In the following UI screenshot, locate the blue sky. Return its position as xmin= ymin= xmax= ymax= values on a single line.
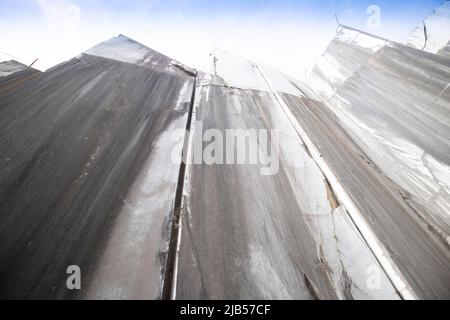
xmin=0 ymin=0 xmax=444 ymax=77
xmin=0 ymin=1 xmax=442 ymax=25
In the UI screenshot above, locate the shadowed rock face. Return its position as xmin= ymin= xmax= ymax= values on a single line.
xmin=324 ymin=44 xmax=450 ymax=240
xmin=177 ymin=83 xmax=339 ymax=300
xmin=308 ymin=28 xmax=450 ymax=299
xmin=0 ymin=38 xmax=195 ymax=299
xmin=179 ymin=30 xmax=450 ymax=299
xmin=176 ymin=57 xmax=398 ymax=299
xmin=279 ymin=92 xmax=450 ymax=299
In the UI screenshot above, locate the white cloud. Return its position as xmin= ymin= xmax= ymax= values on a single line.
xmin=37 ymin=0 xmax=81 ymax=32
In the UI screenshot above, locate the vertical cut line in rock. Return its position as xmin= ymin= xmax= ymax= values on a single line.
xmin=162 ymin=74 xmax=197 ymax=300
